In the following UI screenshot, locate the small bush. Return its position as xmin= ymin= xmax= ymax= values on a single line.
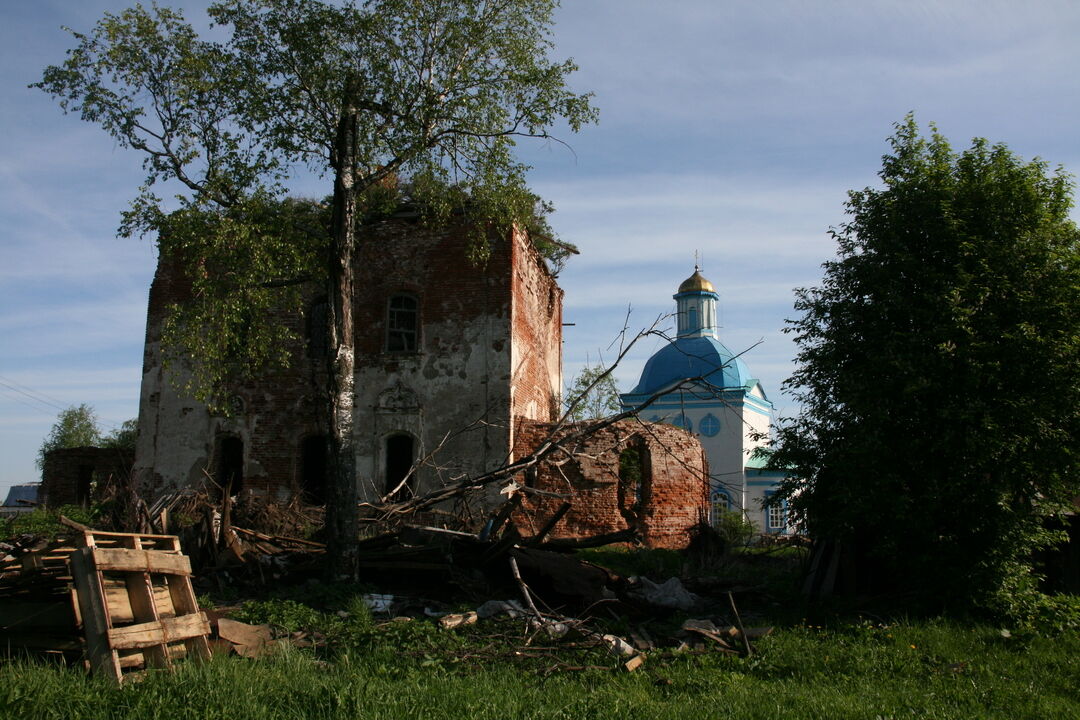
xmin=3 ymin=504 xmax=99 ymax=539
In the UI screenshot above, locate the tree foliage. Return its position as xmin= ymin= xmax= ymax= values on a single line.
xmin=769 ymin=117 xmax=1080 ymax=617
xmin=37 ymin=0 xmax=595 ymax=574
xmin=37 ymin=0 xmax=593 ymax=405
xmin=563 ymin=364 xmax=621 ymax=422
xmin=102 ymin=418 xmax=139 ymax=451
xmin=37 ymin=404 xmax=102 ymax=472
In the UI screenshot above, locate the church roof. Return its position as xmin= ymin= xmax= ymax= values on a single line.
xmin=677 ymin=269 xmax=716 ymax=294
xmin=625 ymin=335 xmax=755 ymax=397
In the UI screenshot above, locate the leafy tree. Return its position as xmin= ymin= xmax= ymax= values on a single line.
xmin=37 ymin=404 xmax=102 ymax=473
xmin=102 ymin=419 xmax=139 ymax=451
xmin=36 ymin=0 xmax=595 ymax=575
xmin=563 ymin=364 xmax=621 ymax=422
xmin=769 ymin=117 xmax=1080 ymax=618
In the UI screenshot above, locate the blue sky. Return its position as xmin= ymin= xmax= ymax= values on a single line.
xmin=3 ymin=0 xmax=1080 ymax=497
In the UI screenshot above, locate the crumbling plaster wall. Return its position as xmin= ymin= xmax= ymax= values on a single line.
xmin=134 ymin=214 xmax=563 ymax=510
xmin=511 ymin=419 xmax=709 ymax=549
xmin=133 ymin=256 xmax=324 ymax=500
xmin=353 ymin=216 xmax=517 ymax=503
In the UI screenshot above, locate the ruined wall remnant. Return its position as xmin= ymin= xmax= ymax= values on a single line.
xmin=511 ymin=419 xmax=709 ymax=549
xmin=133 ymin=212 xmax=563 ymax=512
xmin=41 ymin=447 xmax=134 ymax=507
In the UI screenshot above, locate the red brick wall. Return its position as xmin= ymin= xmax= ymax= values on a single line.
xmin=511 ymin=419 xmax=709 ymax=549
xmin=509 ymin=226 xmax=563 ymax=423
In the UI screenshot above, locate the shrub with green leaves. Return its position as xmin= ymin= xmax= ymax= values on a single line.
xmin=768 ymin=117 xmax=1080 ymax=623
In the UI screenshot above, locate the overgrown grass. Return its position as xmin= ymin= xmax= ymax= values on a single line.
xmin=4 ymin=547 xmax=1078 ymax=719
xmin=3 ymin=618 xmax=1077 ymax=719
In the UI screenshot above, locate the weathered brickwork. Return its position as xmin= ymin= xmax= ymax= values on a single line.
xmin=133 ymin=213 xmax=562 ymax=508
xmin=509 ymin=226 xmax=563 ymax=426
xmin=41 ymin=447 xmax=133 ymax=507
xmin=511 ymin=419 xmax=709 ymax=549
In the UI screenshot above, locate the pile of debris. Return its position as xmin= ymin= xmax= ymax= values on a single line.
xmin=2 ymin=493 xmax=778 ymax=680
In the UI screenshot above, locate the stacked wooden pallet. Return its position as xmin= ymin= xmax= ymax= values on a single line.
xmin=0 ymin=537 xmax=82 ymax=662
xmin=0 ymin=528 xmax=211 ymax=682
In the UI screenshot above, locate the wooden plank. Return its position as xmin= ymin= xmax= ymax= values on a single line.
xmin=91 ymin=548 xmax=192 ymax=576
xmin=165 ymin=572 xmax=212 ymax=661
xmin=106 ymin=613 xmax=210 ymax=650
xmin=83 ymin=531 xmax=181 ymax=544
xmin=124 ymin=569 xmax=169 ymax=668
xmin=69 ymin=546 xmax=122 ymax=682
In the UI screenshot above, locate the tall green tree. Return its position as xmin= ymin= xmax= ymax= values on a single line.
xmin=36 ymin=0 xmax=596 ymax=575
xmin=37 ymin=404 xmax=102 ymax=474
xmin=563 ymin=364 xmax=621 ymax=422
xmin=769 ymin=117 xmax=1080 ymax=617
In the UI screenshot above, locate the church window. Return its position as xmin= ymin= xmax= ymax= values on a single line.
xmin=667 ymin=413 xmax=692 ymax=432
xmin=386 ymin=294 xmax=418 ymax=352
xmin=710 ymin=488 xmax=731 ymax=525
xmin=699 ymin=413 xmax=720 ymax=437
xmin=765 ymin=491 xmax=787 ymax=533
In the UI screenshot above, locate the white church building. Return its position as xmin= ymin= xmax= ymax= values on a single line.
xmin=619 ymin=268 xmax=791 ymax=534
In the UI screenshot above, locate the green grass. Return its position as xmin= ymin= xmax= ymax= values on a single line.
xmin=2 ymin=504 xmax=99 ymax=539
xmin=2 ymin=618 xmax=1078 ymax=719
xmin=3 ymin=548 xmax=1078 ymax=719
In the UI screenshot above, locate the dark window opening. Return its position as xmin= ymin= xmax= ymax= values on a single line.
xmin=618 ymin=446 xmax=646 ymax=511
xmin=384 ymin=434 xmax=415 ymax=500
xmin=307 ymin=298 xmax=329 ymax=358
xmin=386 ymin=294 xmax=418 ymax=352
xmin=216 ymin=436 xmax=244 ymax=496
xmin=76 ymin=465 xmax=94 ymax=508
xmin=300 ymin=435 xmax=328 ymax=504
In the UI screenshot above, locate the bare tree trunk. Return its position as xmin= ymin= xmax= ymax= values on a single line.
xmin=325 ymin=105 xmax=359 ymax=579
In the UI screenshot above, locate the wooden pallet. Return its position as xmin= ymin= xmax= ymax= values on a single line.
xmin=68 ymin=530 xmax=211 ymax=682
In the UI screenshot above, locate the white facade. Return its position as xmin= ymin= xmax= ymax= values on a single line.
xmin=620 ymin=269 xmax=790 ymax=534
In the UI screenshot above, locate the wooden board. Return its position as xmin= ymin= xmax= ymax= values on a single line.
xmin=68 ymin=529 xmax=211 ymax=683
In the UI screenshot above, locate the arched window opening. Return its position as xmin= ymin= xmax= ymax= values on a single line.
xmin=215 ymin=435 xmax=244 ymax=496
xmin=622 ymin=446 xmax=643 ymax=509
xmin=384 ymin=434 xmax=415 ymax=500
xmin=618 ymin=445 xmax=649 ymax=513
xmin=386 ymin=294 xmax=418 ymax=352
xmin=766 ymin=490 xmax=788 ymax=533
xmin=710 ymin=489 xmax=731 ymax=526
xmin=300 ymin=435 xmax=328 ymax=504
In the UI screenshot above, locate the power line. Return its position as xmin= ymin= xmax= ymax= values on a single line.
xmin=0 ymin=376 xmax=128 ymax=429
xmin=0 ymin=381 xmax=68 ymax=414
xmin=0 ymin=374 xmax=70 ymax=410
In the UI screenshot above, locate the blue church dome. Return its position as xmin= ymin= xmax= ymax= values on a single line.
xmin=627 ymin=335 xmax=754 ymax=396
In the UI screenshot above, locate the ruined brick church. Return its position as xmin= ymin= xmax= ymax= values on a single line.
xmin=132 ymin=210 xmax=709 ymax=547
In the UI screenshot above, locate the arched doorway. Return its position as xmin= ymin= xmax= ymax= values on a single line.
xmin=384 ymin=434 xmax=415 ymax=500
xmin=215 ymin=435 xmax=244 ymax=496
